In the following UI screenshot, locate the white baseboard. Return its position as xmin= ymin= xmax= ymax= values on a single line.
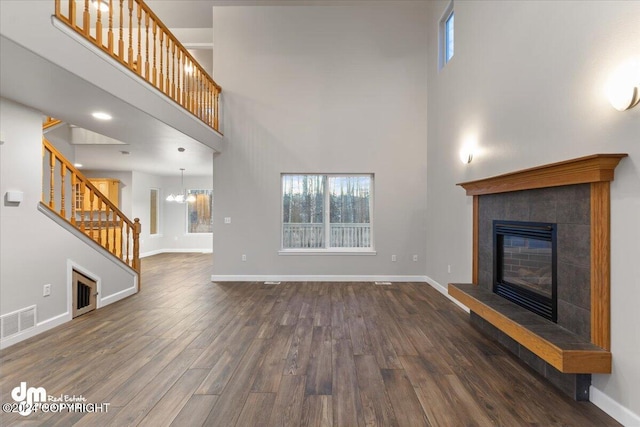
xmin=141 ymin=248 xmax=212 ymax=258
xmin=140 ymin=249 xmax=165 ymax=258
xmin=99 ymin=281 xmax=138 ymax=307
xmin=211 ymin=274 xmax=426 ymax=283
xmin=424 ymin=275 xmax=470 ymax=313
xmin=590 ymin=385 xmax=640 ymax=426
xmin=0 ymin=311 xmax=71 ymax=350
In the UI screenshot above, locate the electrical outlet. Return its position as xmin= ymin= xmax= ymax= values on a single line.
xmin=447 ymin=264 xmax=452 ymax=274
xmin=413 ymin=255 xmax=418 ymax=262
xmin=391 ymin=255 xmax=397 ymax=262
xmin=242 ymin=254 xmax=247 ymax=262
xmin=224 ymin=217 xmax=231 ymax=224
xmin=43 ymin=284 xmax=51 ymax=297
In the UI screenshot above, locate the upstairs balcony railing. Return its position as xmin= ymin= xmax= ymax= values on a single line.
xmin=54 ymin=0 xmax=221 ymax=132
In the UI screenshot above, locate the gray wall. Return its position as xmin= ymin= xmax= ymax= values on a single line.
xmin=0 ymin=98 xmax=137 ymax=347
xmin=211 ymin=4 xmax=429 ymax=278
xmin=424 ymin=0 xmax=640 ymax=421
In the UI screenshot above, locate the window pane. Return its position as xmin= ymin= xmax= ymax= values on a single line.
xmin=445 ymin=12 xmax=454 ymax=62
xmin=328 ymin=176 xmax=371 ymax=248
xmin=187 ymin=190 xmax=213 ymax=233
xmin=150 ymin=189 xmax=158 ymax=235
xmin=282 ymin=175 xmax=324 ymax=248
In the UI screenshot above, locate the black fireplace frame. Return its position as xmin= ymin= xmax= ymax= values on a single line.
xmin=493 ymin=220 xmax=557 ymax=322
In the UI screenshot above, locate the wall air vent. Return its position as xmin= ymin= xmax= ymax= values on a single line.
xmin=0 ymin=306 xmax=36 ymax=340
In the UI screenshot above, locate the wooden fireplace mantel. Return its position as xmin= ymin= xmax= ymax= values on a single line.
xmin=449 ymin=153 xmax=627 ymax=374
xmin=457 ymin=153 xmax=628 ymax=196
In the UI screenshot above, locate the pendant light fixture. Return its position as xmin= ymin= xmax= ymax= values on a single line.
xmin=166 ymin=168 xmax=196 ymax=203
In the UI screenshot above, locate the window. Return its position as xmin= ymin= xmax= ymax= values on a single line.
xmin=281 ymin=174 xmax=373 ymax=251
xmin=439 ymin=2 xmax=454 ymax=69
xmin=186 ymin=190 xmax=213 ymax=234
xmin=149 ymin=188 xmax=159 ymax=235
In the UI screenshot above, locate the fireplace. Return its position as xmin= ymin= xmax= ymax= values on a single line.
xmin=493 ymin=220 xmax=557 ymax=322
xmin=450 ymin=154 xmax=626 ymax=400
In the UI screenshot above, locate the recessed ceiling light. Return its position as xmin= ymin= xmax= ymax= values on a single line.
xmin=92 ymin=112 xmax=112 ymax=121
xmin=74 ymin=163 xmax=83 ymax=168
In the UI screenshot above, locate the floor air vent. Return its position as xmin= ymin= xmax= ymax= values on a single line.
xmin=375 ymin=281 xmax=393 ymax=285
xmin=1 ymin=306 xmax=36 ymax=339
xmin=264 ymin=281 xmax=281 ymax=285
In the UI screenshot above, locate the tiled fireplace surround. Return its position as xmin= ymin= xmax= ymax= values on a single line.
xmin=449 ymin=154 xmax=627 ymax=400
xmin=478 ymin=185 xmax=591 ymax=339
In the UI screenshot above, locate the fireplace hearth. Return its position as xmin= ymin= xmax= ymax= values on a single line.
xmin=493 ymin=220 xmax=557 ymax=322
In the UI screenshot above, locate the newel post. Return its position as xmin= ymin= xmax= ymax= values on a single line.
xmin=133 ymin=218 xmax=141 ymax=273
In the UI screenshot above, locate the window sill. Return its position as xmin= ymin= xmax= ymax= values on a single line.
xmin=278 ymin=249 xmax=377 ymax=256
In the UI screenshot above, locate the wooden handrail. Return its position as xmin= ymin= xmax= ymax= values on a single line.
xmin=42 ymin=137 xmax=141 ymax=273
xmin=43 ymin=117 xmax=63 ymax=130
xmin=54 ymin=0 xmax=222 ymax=133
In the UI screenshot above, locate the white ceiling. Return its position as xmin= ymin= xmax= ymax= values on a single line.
xmin=144 ymin=0 xmax=413 ymax=29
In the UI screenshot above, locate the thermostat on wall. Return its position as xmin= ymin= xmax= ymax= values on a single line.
xmin=6 ymin=191 xmax=24 ymax=203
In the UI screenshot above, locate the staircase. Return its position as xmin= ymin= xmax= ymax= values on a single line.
xmin=41 ymin=136 xmax=141 ymax=276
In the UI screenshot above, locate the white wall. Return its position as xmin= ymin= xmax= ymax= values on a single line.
xmin=0 ymin=98 xmax=137 ymax=348
xmin=425 ymin=1 xmax=640 ymax=422
xmin=212 ymin=4 xmax=428 ymax=279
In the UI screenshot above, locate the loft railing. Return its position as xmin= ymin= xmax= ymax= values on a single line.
xmin=42 ymin=138 xmax=141 ymax=272
xmin=54 ymin=0 xmax=221 ymax=132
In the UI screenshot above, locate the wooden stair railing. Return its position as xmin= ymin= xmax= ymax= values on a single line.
xmin=43 ymin=117 xmax=63 ymax=130
xmin=42 ymin=138 xmax=141 ymax=273
xmin=54 ymin=0 xmax=222 ymax=133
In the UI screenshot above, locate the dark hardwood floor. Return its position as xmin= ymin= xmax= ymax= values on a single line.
xmin=0 ymin=253 xmax=620 ymax=426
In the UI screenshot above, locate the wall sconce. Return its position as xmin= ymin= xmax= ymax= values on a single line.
xmin=606 ymin=58 xmax=640 ymax=111
xmin=459 ymin=135 xmax=478 ymax=164
xmin=459 ymin=149 xmax=473 ymax=164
